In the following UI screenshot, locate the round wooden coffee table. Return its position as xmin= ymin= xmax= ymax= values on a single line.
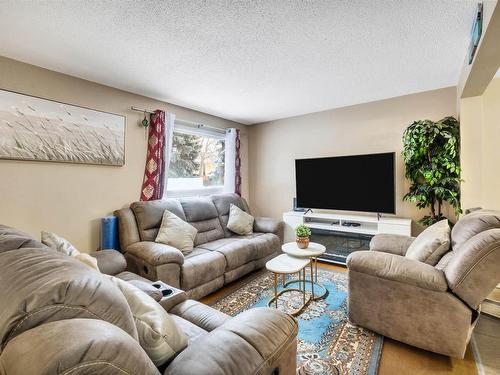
xmin=265 ymin=254 xmax=312 ymax=316
xmin=282 ymin=242 xmax=327 ymax=300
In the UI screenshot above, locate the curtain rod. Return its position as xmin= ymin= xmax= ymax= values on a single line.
xmin=131 ymin=106 xmax=227 ymax=134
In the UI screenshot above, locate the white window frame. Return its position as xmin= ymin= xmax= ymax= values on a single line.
xmin=166 ymin=123 xmax=226 ymax=198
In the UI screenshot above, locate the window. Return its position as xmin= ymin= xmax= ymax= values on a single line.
xmin=166 ymin=125 xmax=225 ymax=197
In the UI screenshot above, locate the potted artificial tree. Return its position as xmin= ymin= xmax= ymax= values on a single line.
xmin=402 ymin=116 xmax=462 ymax=226
xmin=295 ymin=224 xmax=312 ymax=249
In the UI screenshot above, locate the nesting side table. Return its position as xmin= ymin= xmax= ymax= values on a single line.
xmin=282 ymin=242 xmax=327 ymax=300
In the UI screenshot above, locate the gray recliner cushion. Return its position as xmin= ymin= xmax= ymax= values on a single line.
xmin=451 ymin=210 xmax=500 ymax=251
xmin=248 ymin=233 xmax=280 ymax=260
xmin=211 ymin=193 xmax=250 ymax=237
xmin=198 ymin=238 xmax=255 ymax=270
xmin=199 ymin=233 xmax=279 ymax=271
xmin=181 ymin=248 xmax=226 ymax=290
xmin=131 ymin=199 xmax=186 ymax=242
xmin=0 ymin=248 xmax=138 ymax=349
xmin=179 ymin=197 xmax=225 ymax=246
xmin=0 ymin=225 xmax=49 ymax=253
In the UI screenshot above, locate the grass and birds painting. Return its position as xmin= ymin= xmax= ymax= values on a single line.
xmin=0 ymin=90 xmax=125 ymax=166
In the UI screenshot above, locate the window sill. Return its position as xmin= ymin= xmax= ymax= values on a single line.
xmin=165 ymin=186 xmax=225 ymax=198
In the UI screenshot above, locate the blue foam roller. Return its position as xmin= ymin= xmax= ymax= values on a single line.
xmin=101 ymin=216 xmax=120 ymax=251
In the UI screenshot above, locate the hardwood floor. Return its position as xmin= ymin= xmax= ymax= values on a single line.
xmin=200 ymin=261 xmax=478 ymax=375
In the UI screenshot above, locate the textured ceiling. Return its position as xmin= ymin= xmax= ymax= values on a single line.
xmin=0 ymin=1 xmax=479 ymax=124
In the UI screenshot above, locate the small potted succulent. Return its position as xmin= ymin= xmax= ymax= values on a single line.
xmin=295 ymin=224 xmax=311 ymax=249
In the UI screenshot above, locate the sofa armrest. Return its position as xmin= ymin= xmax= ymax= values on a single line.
xmin=165 ymin=307 xmax=298 ymax=375
xmin=347 ymin=251 xmax=448 ymax=292
xmin=90 ymin=249 xmax=127 ymax=275
xmin=254 ymin=217 xmax=284 ymax=242
xmin=125 ymin=241 xmax=184 ymax=266
xmin=370 ymin=234 xmax=415 ymax=256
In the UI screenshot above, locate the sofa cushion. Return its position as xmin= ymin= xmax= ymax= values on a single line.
xmin=0 ymin=247 xmax=138 ymax=349
xmin=211 ymin=193 xmax=250 ymax=237
xmin=0 ymin=225 xmax=49 ymax=253
xmin=170 ymin=315 xmax=207 ymax=345
xmin=107 ymin=276 xmax=188 ymax=366
xmin=155 ymin=210 xmax=198 ymax=255
xmin=0 ymin=319 xmax=160 ymax=375
xmin=248 ymin=233 xmax=280 ymax=260
xmin=199 ymin=238 xmax=255 ymax=270
xmin=181 ymin=248 xmax=226 ymax=290
xmin=131 ymin=199 xmax=186 ymax=242
xmin=179 ymin=197 xmax=225 ymax=246
xmin=227 ymin=204 xmax=254 ymax=235
xmin=405 ymin=219 xmax=450 ymax=265
xmin=451 ymin=210 xmax=500 ymax=251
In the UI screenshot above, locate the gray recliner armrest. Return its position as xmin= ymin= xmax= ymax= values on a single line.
xmin=90 ymin=249 xmax=127 ymax=275
xmin=126 ymin=242 xmax=184 ymax=266
xmin=369 ymin=233 xmax=415 ymax=256
xmin=165 ymin=307 xmax=298 ymax=375
xmin=253 ymin=217 xmax=284 ymax=242
xmin=347 ymin=251 xmax=448 ymax=292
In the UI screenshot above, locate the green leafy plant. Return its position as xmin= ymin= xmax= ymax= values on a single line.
xmin=296 ymin=224 xmax=311 ymax=238
xmin=402 ymin=116 xmax=462 ymax=226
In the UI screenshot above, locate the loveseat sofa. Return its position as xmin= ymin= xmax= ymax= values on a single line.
xmin=347 ymin=209 xmax=500 ymax=358
xmin=0 ymin=225 xmax=298 ymax=375
xmin=115 ymin=193 xmax=284 ymax=299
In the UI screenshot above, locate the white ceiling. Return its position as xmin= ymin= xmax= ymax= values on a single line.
xmin=0 ymin=1 xmax=479 ymax=125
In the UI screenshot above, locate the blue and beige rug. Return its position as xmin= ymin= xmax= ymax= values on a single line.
xmin=211 ymin=268 xmax=383 ymax=375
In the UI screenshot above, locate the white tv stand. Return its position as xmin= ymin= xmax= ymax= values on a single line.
xmin=283 ymin=211 xmax=411 ymax=265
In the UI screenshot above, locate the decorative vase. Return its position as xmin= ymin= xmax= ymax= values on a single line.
xmin=296 ymin=236 xmax=310 ymax=249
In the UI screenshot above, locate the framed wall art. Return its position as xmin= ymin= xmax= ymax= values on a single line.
xmin=0 ymin=89 xmax=125 ymax=166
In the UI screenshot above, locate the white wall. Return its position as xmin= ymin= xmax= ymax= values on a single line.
xmin=0 ymin=56 xmax=248 ymax=251
xmin=248 ymin=87 xmax=458 ymax=235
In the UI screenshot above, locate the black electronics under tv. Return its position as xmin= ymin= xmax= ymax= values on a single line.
xmin=295 ymin=152 xmax=395 ymax=214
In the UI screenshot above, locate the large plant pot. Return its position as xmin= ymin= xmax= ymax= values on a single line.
xmin=296 ymin=237 xmax=310 ymax=249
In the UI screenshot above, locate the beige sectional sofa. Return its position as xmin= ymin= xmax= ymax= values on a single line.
xmin=347 ymin=209 xmax=500 ymax=358
xmin=0 ymin=225 xmax=298 ymax=375
xmin=115 ymin=193 xmax=284 ymax=300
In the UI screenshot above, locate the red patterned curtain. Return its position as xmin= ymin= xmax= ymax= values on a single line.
xmin=235 ymin=129 xmax=242 ymax=196
xmin=140 ymin=110 xmax=166 ymax=201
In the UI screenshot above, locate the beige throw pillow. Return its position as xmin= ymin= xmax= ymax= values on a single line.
xmin=41 ymin=231 xmax=100 ymax=271
xmin=41 ymin=231 xmax=80 ymax=256
xmin=106 ymin=275 xmax=188 ymax=366
xmin=155 ymin=210 xmax=198 ymax=255
xmin=405 ymin=219 xmax=451 ymax=265
xmin=227 ymin=204 xmax=254 ymax=235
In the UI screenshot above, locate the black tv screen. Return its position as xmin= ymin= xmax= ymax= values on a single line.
xmin=295 ymin=152 xmax=395 ymax=214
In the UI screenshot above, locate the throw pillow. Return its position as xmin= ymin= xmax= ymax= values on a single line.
xmin=74 ymin=253 xmax=99 ymax=271
xmin=41 ymin=231 xmax=100 ymax=271
xmin=106 ymin=275 xmax=188 ymax=366
xmin=405 ymin=219 xmax=451 ymax=265
xmin=155 ymin=210 xmax=198 ymax=255
xmin=41 ymin=231 xmax=79 ymax=256
xmin=227 ymin=203 xmax=254 ymax=235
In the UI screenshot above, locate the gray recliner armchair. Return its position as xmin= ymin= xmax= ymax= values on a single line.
xmin=346 ymin=210 xmax=500 ymax=358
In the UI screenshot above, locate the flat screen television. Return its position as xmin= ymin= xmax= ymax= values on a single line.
xmin=295 ymin=152 xmax=395 ymax=214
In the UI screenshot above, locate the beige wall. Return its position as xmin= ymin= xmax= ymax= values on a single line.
xmin=0 ymin=56 xmax=248 ymax=251
xmin=461 ymin=77 xmax=500 ymax=210
xmin=248 ymin=87 xmax=458 ymax=234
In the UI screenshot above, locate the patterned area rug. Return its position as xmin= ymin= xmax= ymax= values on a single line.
xmin=211 ymin=268 xmax=383 ymax=375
